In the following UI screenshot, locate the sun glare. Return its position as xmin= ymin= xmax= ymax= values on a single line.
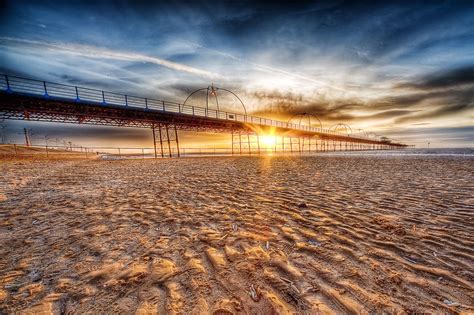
xmin=259 ymin=135 xmax=276 ymax=148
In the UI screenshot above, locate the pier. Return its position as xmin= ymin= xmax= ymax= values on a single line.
xmin=0 ymin=74 xmax=407 ymax=157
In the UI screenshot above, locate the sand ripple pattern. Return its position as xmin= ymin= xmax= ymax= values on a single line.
xmin=0 ymin=155 xmax=473 ymax=314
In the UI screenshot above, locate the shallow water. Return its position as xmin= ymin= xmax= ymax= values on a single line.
xmin=0 ymin=153 xmax=473 ymax=313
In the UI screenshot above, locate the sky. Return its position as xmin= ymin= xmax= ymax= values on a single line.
xmin=0 ymin=0 xmax=473 ymax=148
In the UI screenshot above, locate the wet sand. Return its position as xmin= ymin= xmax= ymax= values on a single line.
xmin=0 ymin=154 xmax=473 ymax=313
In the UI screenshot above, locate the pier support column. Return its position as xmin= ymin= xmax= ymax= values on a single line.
xmin=239 ymin=132 xmax=242 ymax=155
xmin=152 ymin=124 xmax=179 ymax=158
xmin=152 ymin=125 xmax=157 ymax=159
xmin=231 ymin=130 xmax=234 ymax=155
xmin=257 ymin=134 xmax=261 ymax=155
xmin=158 ymin=125 xmax=164 ymax=157
xmin=165 ymin=125 xmax=172 ymax=157
xmin=174 ymin=126 xmax=180 ymax=158
xmin=247 ymin=133 xmax=251 ymax=155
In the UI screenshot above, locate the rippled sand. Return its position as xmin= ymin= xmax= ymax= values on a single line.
xmin=1 ymin=155 xmax=473 ymax=314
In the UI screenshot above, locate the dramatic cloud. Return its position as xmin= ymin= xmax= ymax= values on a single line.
xmin=396 ymin=65 xmax=474 ymax=90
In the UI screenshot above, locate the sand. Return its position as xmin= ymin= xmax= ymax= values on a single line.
xmin=0 ymin=154 xmax=473 ymax=314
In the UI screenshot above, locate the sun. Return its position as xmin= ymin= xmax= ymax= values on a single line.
xmin=259 ymin=135 xmax=276 ymax=148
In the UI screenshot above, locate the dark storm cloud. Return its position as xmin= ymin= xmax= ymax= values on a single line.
xmin=250 ymin=80 xmax=473 ymax=124
xmin=372 ymin=87 xmax=474 ymax=110
xmin=394 ymin=103 xmax=473 ymax=124
xmin=396 ymin=65 xmax=474 ymax=90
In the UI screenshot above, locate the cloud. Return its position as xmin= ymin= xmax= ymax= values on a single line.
xmin=396 ymin=65 xmax=474 ymax=90
xmin=192 ymin=43 xmax=349 ymax=92
xmin=248 ymin=90 xmax=361 ymax=122
xmin=394 ymin=103 xmax=472 ymax=124
xmin=248 ymin=78 xmax=473 ymax=126
xmin=0 ymin=37 xmax=222 ymax=79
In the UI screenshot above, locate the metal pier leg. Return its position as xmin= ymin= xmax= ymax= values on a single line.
xmin=257 ymin=134 xmax=260 ymax=155
xmin=239 ymin=132 xmax=242 ymax=155
xmin=152 ymin=125 xmax=157 ymax=159
xmin=158 ymin=125 xmax=164 ymax=158
xmin=24 ymin=128 xmax=30 ymax=147
xmin=298 ymin=137 xmax=302 ymax=154
xmin=231 ymin=130 xmax=234 ymax=155
xmin=174 ymin=126 xmax=180 ymax=158
xmin=247 ymin=133 xmax=251 ymax=155
xmin=165 ymin=125 xmax=172 ymax=158
xmin=290 ymin=138 xmax=293 ymax=153
xmin=282 ymin=136 xmax=285 ymax=153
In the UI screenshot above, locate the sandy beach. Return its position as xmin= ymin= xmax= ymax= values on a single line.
xmin=0 ymin=153 xmax=473 ymax=314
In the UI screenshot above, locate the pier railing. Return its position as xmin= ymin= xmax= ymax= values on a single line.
xmin=0 ymin=74 xmax=394 ymax=144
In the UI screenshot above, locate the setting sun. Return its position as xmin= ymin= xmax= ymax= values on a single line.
xmin=259 ymin=135 xmax=276 ymax=148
